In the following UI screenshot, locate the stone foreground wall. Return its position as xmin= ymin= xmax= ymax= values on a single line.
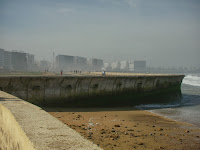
xmin=0 ymin=91 xmax=102 ymax=150
xmin=0 ymin=103 xmax=35 ymax=150
xmin=0 ymin=75 xmax=184 ymax=106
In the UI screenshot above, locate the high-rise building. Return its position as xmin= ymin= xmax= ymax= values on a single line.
xmin=111 ymin=61 xmax=121 ymax=71
xmin=120 ymin=61 xmax=130 ymax=71
xmin=27 ymin=54 xmax=35 ymax=71
xmin=56 ymin=54 xmax=74 ymax=71
xmin=0 ymin=48 xmax=12 ymax=70
xmin=87 ymin=58 xmax=103 ymax=71
xmin=73 ymin=56 xmax=87 ymax=70
xmin=104 ymin=63 xmax=112 ymax=71
xmin=0 ymin=48 xmax=4 ymax=69
xmin=4 ymin=51 xmax=12 ymax=70
xmin=12 ymin=51 xmax=28 ymax=71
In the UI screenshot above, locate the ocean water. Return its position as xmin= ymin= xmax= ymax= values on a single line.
xmin=136 ymin=74 xmax=200 ymax=128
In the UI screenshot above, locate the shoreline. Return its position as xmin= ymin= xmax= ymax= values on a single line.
xmin=139 ymin=104 xmax=200 ymax=129
xmin=146 ymin=110 xmax=200 ymax=129
xmin=44 ymin=107 xmax=200 ymax=150
xmin=137 ymin=108 xmax=200 ymax=129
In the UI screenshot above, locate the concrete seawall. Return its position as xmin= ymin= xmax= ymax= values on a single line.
xmin=0 ymin=91 xmax=102 ymax=150
xmin=0 ymin=102 xmax=35 ymax=150
xmin=0 ymin=75 xmax=184 ymax=107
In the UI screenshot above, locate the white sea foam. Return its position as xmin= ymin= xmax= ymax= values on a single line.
xmin=135 ymin=103 xmax=180 ymax=110
xmin=182 ymin=75 xmax=200 ymax=87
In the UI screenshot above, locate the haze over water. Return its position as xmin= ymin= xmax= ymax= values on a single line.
xmin=0 ymin=0 xmax=200 ymax=68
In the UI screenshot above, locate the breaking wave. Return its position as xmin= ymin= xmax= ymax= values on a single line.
xmin=182 ymin=75 xmax=200 ymax=87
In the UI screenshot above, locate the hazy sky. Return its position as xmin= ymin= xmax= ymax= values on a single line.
xmin=0 ymin=0 xmax=200 ymax=67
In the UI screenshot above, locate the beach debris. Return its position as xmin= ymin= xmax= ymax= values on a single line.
xmin=137 ymin=130 xmax=141 ymax=132
xmin=101 ymin=131 xmax=106 ymax=134
xmin=185 ymin=130 xmax=190 ymax=133
xmin=138 ymin=142 xmax=144 ymax=145
xmin=100 ymin=129 xmax=106 ymax=134
xmin=159 ymin=146 xmax=164 ymax=149
xmin=125 ymin=132 xmax=129 ymax=135
xmin=129 ymin=133 xmax=135 ymax=136
xmin=158 ymin=128 xmax=163 ymax=131
xmin=89 ymin=123 xmax=93 ymax=126
xmin=77 ymin=114 xmax=82 ymax=118
xmin=114 ymin=124 xmax=120 ymax=127
xmin=82 ymin=127 xmax=87 ymax=130
xmin=88 ymin=135 xmax=92 ymax=138
xmin=133 ymin=146 xmax=137 ymax=149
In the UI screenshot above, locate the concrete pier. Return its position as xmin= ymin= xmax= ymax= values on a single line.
xmin=0 ymin=74 xmax=184 ymax=107
xmin=0 ymin=74 xmax=185 ymax=149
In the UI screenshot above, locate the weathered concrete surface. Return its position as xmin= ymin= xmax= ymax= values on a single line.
xmin=0 ymin=103 xmax=35 ymax=150
xmin=0 ymin=75 xmax=184 ymax=106
xmin=0 ymin=91 xmax=102 ymax=150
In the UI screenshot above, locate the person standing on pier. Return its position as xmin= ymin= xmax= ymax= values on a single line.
xmin=102 ymin=70 xmax=106 ymax=76
xmin=60 ymin=69 xmax=63 ymax=75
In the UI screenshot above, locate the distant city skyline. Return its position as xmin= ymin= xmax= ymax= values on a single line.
xmin=0 ymin=0 xmax=200 ymax=67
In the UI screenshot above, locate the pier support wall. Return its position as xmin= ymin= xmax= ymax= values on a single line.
xmin=0 ymin=75 xmax=184 ymax=106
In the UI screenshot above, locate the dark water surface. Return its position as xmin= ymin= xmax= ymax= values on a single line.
xmin=136 ymin=74 xmax=200 ymax=127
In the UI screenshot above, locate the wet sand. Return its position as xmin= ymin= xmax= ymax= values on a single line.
xmin=44 ymin=107 xmax=200 ymax=150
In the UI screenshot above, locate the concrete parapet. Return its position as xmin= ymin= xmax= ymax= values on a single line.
xmin=0 ymin=75 xmax=184 ymax=107
xmin=0 ymin=103 xmax=35 ymax=150
xmin=0 ymin=91 xmax=102 ymax=150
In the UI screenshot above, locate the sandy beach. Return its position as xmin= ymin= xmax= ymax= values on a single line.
xmin=44 ymin=107 xmax=200 ymax=150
